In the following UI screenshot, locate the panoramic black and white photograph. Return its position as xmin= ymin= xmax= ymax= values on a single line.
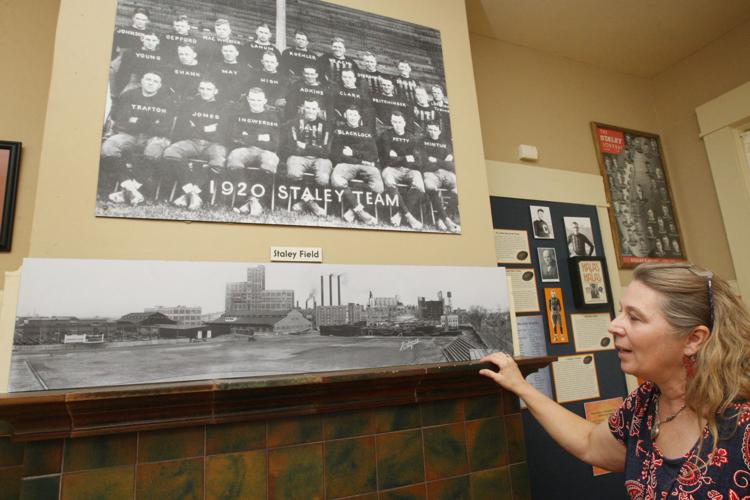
xmin=96 ymin=0 xmax=461 ymax=234
xmin=7 ymin=259 xmax=512 ymax=392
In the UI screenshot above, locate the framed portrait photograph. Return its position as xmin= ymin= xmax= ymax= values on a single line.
xmin=563 ymin=216 xmax=596 ymax=257
xmin=530 ymin=205 xmax=554 ymax=239
xmin=0 ymin=141 xmax=22 ymax=251
xmin=569 ymin=256 xmax=611 ymax=308
xmin=537 ymin=247 xmax=560 ymax=283
xmin=591 ymin=122 xmax=687 ymax=268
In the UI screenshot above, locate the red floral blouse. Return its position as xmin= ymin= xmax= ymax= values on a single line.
xmin=608 ymin=382 xmax=750 ymax=499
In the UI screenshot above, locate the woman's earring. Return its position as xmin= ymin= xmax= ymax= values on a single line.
xmin=683 ymin=354 xmax=697 ymax=378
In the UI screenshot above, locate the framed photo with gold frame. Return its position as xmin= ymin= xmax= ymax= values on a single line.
xmin=591 ymin=123 xmax=687 ymax=269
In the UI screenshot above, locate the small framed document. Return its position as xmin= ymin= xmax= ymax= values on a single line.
xmin=552 ymin=354 xmax=601 ymax=403
xmin=571 ymin=313 xmax=613 ymax=352
xmin=507 ymin=268 xmax=540 ymax=313
xmin=494 ymin=229 xmax=531 ymax=264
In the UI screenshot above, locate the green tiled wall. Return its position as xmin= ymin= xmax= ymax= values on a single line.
xmin=0 ymin=393 xmax=530 ymax=499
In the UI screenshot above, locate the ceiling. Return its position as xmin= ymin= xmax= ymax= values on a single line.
xmin=466 ymin=0 xmax=750 ymax=78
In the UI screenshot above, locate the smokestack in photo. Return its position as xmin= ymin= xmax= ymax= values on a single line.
xmin=320 ymin=275 xmax=324 ymax=305
xmin=337 ymin=274 xmax=342 ymax=305
xmin=329 ymin=274 xmax=333 ymax=306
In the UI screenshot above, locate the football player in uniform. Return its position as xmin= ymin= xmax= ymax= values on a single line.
xmin=111 ymin=6 xmax=150 ymax=60
xmin=109 ymin=7 xmax=151 ymax=99
xmin=548 ymin=290 xmax=564 ymax=341
xmin=378 ymin=111 xmax=424 ymax=229
xmin=164 ymin=44 xmax=204 ymax=104
xmin=653 ymin=239 xmax=666 ymax=257
xmin=420 ymin=121 xmax=459 ymax=232
xmin=661 ymin=204 xmax=673 ymax=221
xmin=100 ymin=71 xmax=173 ymax=204
xmin=162 ymin=79 xmax=227 ymax=210
xmin=357 ymin=52 xmax=384 ymax=96
xmin=245 ymin=23 xmax=281 ymax=70
xmin=372 ymin=77 xmax=412 ymax=133
xmin=281 ymin=30 xmax=318 ymax=80
xmin=330 ymin=106 xmax=382 ymax=225
xmin=197 ymin=18 xmax=243 ymax=67
xmin=161 ymin=15 xmax=198 ymax=66
xmin=395 ymin=61 xmax=420 ymax=104
xmin=113 ymin=31 xmax=163 ymax=96
xmin=248 ymin=51 xmax=288 ymax=112
xmin=412 ymin=87 xmax=437 ymax=133
xmin=661 ymin=235 xmax=671 ymax=255
xmin=430 ymin=84 xmax=451 ymax=138
xmin=657 ymin=217 xmax=666 ymax=235
xmin=225 ymin=87 xmax=281 ymax=215
xmin=208 ymin=43 xmax=251 ymax=105
xmin=671 ymin=239 xmax=681 ymax=256
xmin=566 ymin=222 xmax=595 ymax=256
xmin=533 ymin=209 xmax=552 ymax=238
xmin=332 ymin=68 xmax=373 ymax=131
xmin=285 ymin=64 xmax=332 ymax=121
xmin=317 ymin=37 xmax=359 ymax=85
xmin=282 ymin=99 xmax=332 ymax=217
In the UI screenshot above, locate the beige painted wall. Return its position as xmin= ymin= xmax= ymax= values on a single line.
xmin=28 ymin=0 xmax=495 ymax=267
xmin=0 ymin=0 xmax=60 ymax=288
xmin=470 ymin=33 xmax=659 ymax=175
xmin=650 ymin=19 xmax=750 ymax=281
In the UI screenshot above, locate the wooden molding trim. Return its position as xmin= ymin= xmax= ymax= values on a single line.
xmin=0 ymin=357 xmax=554 ymax=442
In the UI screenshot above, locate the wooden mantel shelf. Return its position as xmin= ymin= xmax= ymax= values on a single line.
xmin=0 ymin=357 xmax=555 ymax=442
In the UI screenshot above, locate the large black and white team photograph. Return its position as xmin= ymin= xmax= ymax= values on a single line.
xmin=593 ymin=123 xmax=687 ymax=266
xmin=96 ymin=0 xmax=461 ymax=233
xmin=8 ymin=259 xmax=512 ymax=392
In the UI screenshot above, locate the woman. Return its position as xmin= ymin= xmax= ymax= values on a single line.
xmin=480 ymin=263 xmax=750 ymax=498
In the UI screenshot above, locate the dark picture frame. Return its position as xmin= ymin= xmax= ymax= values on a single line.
xmin=568 ymin=256 xmax=612 ymax=308
xmin=591 ymin=122 xmax=687 ymax=268
xmin=0 ymin=141 xmax=22 ymax=251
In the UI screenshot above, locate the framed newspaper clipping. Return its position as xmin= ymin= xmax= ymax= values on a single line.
xmin=591 ymin=123 xmax=687 ymax=268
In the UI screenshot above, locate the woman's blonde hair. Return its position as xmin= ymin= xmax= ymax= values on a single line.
xmin=633 ymin=262 xmax=750 ymax=454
